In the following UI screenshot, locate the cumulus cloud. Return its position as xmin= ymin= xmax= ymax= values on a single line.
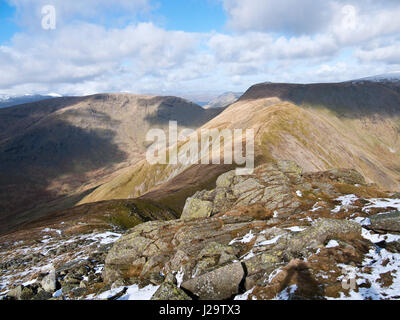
xmin=1 ymin=0 xmax=400 ymax=96
xmin=7 ymin=0 xmax=151 ymax=30
xmin=222 ymin=0 xmax=334 ymax=35
xmin=0 ymin=21 xmax=204 ymax=94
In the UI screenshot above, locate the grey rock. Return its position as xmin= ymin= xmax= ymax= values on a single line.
xmin=369 ymin=211 xmax=400 ymax=233
xmin=181 ymin=263 xmax=244 ymax=300
xmin=151 ymin=281 xmax=192 ymax=300
xmin=181 ymin=198 xmax=214 ymax=220
xmin=41 ymin=270 xmax=56 ymax=292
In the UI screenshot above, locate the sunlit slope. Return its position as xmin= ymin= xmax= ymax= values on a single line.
xmin=79 ymin=82 xmax=400 ymax=210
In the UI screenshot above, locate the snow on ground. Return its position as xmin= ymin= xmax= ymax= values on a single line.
xmin=90 ymin=284 xmax=159 ymax=300
xmin=327 ymin=219 xmax=400 ymax=300
xmin=0 ymin=230 xmax=123 ymax=296
xmin=235 ymin=288 xmax=255 ymax=301
xmin=333 ymin=247 xmax=400 ymax=300
xmin=332 ymin=194 xmax=358 ymax=213
xmin=296 ymin=190 xmax=303 ymax=197
xmin=326 ymin=240 xmax=340 ymax=248
xmin=362 ymin=198 xmax=400 ymax=213
xmin=255 ymin=235 xmax=284 ymax=247
xmin=285 ymin=226 xmax=306 ymax=232
xmin=175 ymin=268 xmax=184 ymax=288
xmin=273 ymin=285 xmax=298 ymax=300
xmin=229 ymin=231 xmax=255 ymax=245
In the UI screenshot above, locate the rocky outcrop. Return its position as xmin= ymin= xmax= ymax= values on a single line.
xmin=100 ymin=161 xmax=400 ymax=300
xmin=181 ymin=161 xmax=305 ymax=220
xmin=3 ymin=160 xmax=400 ymax=300
xmin=181 ymin=262 xmax=245 ymax=300
xmin=180 ymin=160 xmax=369 ymax=220
xmin=103 ymin=216 xmax=267 ymax=285
xmin=368 ymin=212 xmax=400 ymax=233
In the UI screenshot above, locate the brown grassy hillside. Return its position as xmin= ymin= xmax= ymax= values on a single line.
xmin=0 ymin=94 xmax=223 ymax=232
xmin=79 ymin=82 xmax=400 ymax=213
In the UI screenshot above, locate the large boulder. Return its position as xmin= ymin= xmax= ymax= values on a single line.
xmin=41 ymin=270 xmax=57 ymax=292
xmin=369 ymin=211 xmax=400 ymax=233
xmin=181 ymin=198 xmax=213 ymax=220
xmin=181 ymin=263 xmax=245 ymax=300
xmin=275 ymin=219 xmax=362 ymax=257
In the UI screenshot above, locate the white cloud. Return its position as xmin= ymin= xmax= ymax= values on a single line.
xmin=1 ymin=0 xmax=400 ymax=96
xmin=7 ymin=0 xmax=151 ymax=29
xmin=222 ymin=0 xmax=334 ymax=34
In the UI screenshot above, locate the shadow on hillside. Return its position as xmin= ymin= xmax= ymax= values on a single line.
xmin=143 ymin=96 xmax=224 ymax=128
xmin=0 ymin=107 xmax=129 ymax=234
xmin=239 ymin=82 xmax=400 ymax=118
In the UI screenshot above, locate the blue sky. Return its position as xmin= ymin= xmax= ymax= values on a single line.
xmin=0 ymin=1 xmax=19 ymax=44
xmin=0 ymin=0 xmax=399 ymax=97
xmin=153 ymin=0 xmax=226 ymax=32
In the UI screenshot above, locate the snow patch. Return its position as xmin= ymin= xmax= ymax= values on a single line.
xmin=326 ymin=240 xmax=340 ymax=248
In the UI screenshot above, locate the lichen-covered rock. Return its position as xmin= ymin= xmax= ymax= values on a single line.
xmin=326 ymin=169 xmax=366 ymax=185
xmin=232 ymin=178 xmax=264 ymax=197
xmin=151 ymin=281 xmax=192 ymax=300
xmin=216 ymin=171 xmax=236 ymax=188
xmin=103 ymin=216 xmax=267 ymax=284
xmin=41 ymin=270 xmax=56 ymax=292
xmin=181 ymin=263 xmax=244 ymax=300
xmin=275 ymin=219 xmax=362 ymax=257
xmin=277 ymin=160 xmax=303 ymax=175
xmin=181 ymin=198 xmax=213 ymax=220
xmin=369 ymin=211 xmax=400 ymax=233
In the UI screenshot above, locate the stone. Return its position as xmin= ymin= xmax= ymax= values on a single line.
xmin=151 ymin=281 xmax=192 ymax=300
xmin=216 ymin=170 xmax=236 ymax=188
xmin=20 ymin=287 xmax=34 ymax=300
xmin=275 ymin=219 xmax=362 ymax=257
xmin=32 ymin=290 xmax=52 ymax=300
xmin=232 ymin=178 xmax=264 ymax=197
xmin=277 ymin=160 xmax=303 ymax=175
xmin=181 ymin=198 xmax=213 ymax=220
xmin=181 ymin=263 xmax=244 ymax=300
xmin=326 ymin=169 xmax=366 ymax=185
xmin=41 ymin=270 xmax=56 ymax=292
xmin=103 ymin=216 xmax=264 ymax=285
xmin=7 ymin=285 xmax=23 ymax=300
xmin=369 ymin=211 xmax=400 ymax=233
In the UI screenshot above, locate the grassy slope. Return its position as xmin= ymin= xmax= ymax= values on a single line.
xmin=78 ymin=95 xmax=400 ymax=214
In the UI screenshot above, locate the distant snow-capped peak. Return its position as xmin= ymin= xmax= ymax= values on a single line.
xmin=46 ymin=92 xmax=62 ymax=97
xmin=353 ymin=71 xmax=400 ymax=83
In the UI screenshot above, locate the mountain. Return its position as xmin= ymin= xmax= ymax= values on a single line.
xmin=0 ymin=94 xmax=62 ymax=109
xmin=202 ymin=92 xmax=243 ymax=109
xmin=353 ymin=71 xmax=400 ymax=83
xmin=2 ymin=79 xmax=400 ymax=301
xmin=78 ymin=80 xmax=400 ymax=214
xmin=0 ymin=93 xmax=223 ymax=234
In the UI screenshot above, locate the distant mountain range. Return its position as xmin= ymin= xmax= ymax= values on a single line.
xmin=2 ymin=73 xmax=400 ymax=302
xmin=202 ymin=92 xmax=243 ymax=109
xmin=0 ymin=94 xmax=62 ymax=109
xmin=80 ymin=76 xmax=400 ymax=216
xmin=353 ymin=71 xmax=400 ymax=83
xmin=1 ymin=73 xmax=400 ymax=235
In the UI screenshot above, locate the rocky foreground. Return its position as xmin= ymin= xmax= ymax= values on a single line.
xmin=1 ymin=161 xmax=400 ymax=300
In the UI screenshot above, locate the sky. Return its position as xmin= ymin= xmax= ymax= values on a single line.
xmin=0 ymin=0 xmax=400 ymax=98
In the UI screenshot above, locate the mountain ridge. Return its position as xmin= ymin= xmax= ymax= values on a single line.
xmin=78 ymin=80 xmax=400 ymax=213
xmin=0 ymin=93 xmax=224 ymax=234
